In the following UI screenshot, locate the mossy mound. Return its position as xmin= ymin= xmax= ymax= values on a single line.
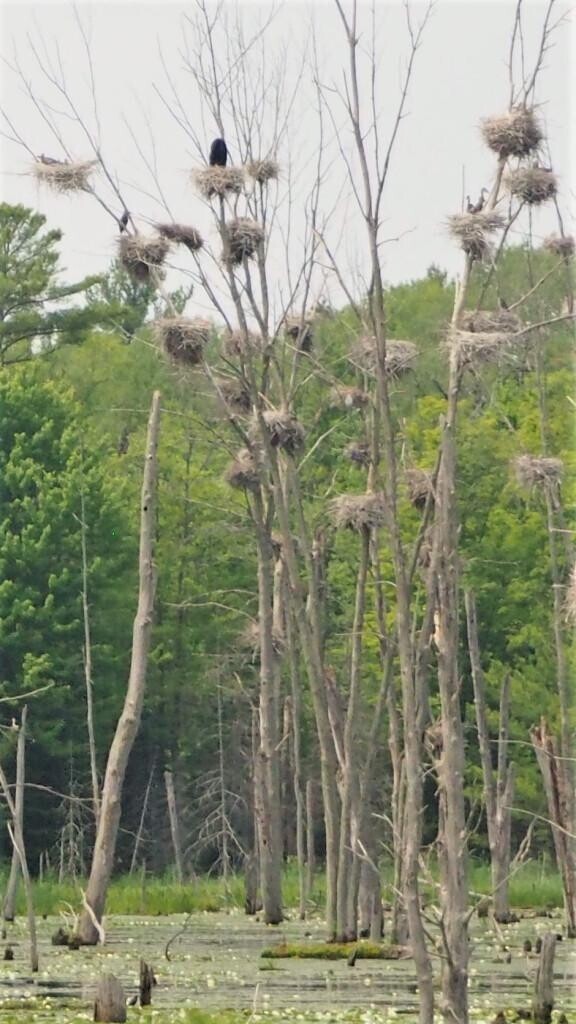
xmin=260 ymin=940 xmax=404 ymax=960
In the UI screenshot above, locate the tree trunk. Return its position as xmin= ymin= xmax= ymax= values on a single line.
xmin=286 ymin=596 xmax=307 ymax=919
xmin=94 ymin=974 xmax=126 ymax=1022
xmin=164 ymin=769 xmax=183 ymax=883
xmin=2 ymin=709 xmax=27 ymax=922
xmin=139 ymin=959 xmax=155 ymax=1006
xmin=532 ymin=932 xmax=557 ymax=1024
xmin=80 ymin=484 xmax=100 ymax=826
xmin=129 ymin=757 xmax=155 ymax=875
xmin=76 ymin=390 xmax=161 ymax=945
xmin=305 ymin=779 xmax=315 ymax=900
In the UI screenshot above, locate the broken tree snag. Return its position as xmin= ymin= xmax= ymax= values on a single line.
xmin=244 ymin=851 xmax=258 ymax=915
xmin=139 ymin=959 xmax=155 ymax=1006
xmin=532 ymin=932 xmax=557 ymax=1024
xmin=164 ymin=769 xmax=184 ymax=883
xmin=94 ymin=974 xmax=127 ymax=1022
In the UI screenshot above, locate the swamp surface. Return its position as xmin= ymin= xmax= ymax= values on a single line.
xmin=0 ymin=910 xmax=575 ymax=1022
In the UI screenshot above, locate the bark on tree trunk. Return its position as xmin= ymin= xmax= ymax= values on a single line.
xmin=306 ymin=779 xmax=316 ymax=900
xmin=532 ymin=932 xmax=557 ymax=1024
xmin=94 ymin=974 xmax=126 ymax=1022
xmin=79 ymin=484 xmax=100 ymax=827
xmin=2 ymin=709 xmax=26 ymax=922
xmin=164 ymin=769 xmax=184 ymax=883
xmin=76 ymin=391 xmax=161 ymax=945
xmin=286 ymin=597 xmax=307 ymax=919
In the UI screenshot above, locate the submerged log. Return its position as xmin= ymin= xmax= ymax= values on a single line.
xmin=94 ymin=974 xmax=126 ymax=1022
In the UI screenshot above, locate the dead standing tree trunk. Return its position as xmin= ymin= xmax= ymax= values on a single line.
xmin=464 ymin=591 xmax=515 ymax=922
xmin=164 ymin=769 xmax=184 ymax=883
xmin=2 ymin=706 xmax=27 ymax=922
xmin=76 ymin=391 xmax=161 ymax=945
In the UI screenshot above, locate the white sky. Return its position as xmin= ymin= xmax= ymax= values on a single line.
xmin=0 ymin=0 xmax=573 ymax=321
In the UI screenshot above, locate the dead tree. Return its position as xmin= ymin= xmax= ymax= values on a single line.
xmin=94 ymin=974 xmax=126 ymax=1023
xmin=76 ymin=391 xmax=161 ymax=944
xmin=2 ymin=705 xmax=27 ymax=921
xmin=464 ymin=591 xmax=515 ymax=922
xmin=532 ymin=932 xmax=557 ymax=1024
xmin=164 ymin=769 xmax=184 ymax=883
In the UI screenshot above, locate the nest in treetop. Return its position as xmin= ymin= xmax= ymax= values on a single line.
xmin=405 ymin=468 xmax=434 ymax=509
xmin=223 ymin=219 xmax=265 ymax=265
xmin=344 ymin=441 xmax=370 ymax=467
xmin=447 ymin=212 xmax=505 ymax=261
xmin=506 ymin=167 xmax=557 ymax=206
xmin=246 ymin=159 xmax=280 ymax=184
xmin=222 ymin=328 xmax=262 ymax=360
xmin=118 ymin=234 xmax=170 ymax=282
xmin=449 ymin=329 xmax=517 ymax=367
xmin=480 ymin=108 xmax=542 ymax=158
xmin=155 ymin=222 xmax=204 ymax=252
xmin=251 ymin=409 xmax=306 ymax=455
xmin=284 ymin=314 xmax=314 ymax=352
xmin=33 ymin=158 xmax=97 ymax=194
xmin=240 ymin=620 xmax=284 ymax=659
xmin=329 ymin=386 xmax=369 ymax=411
xmin=543 ymin=234 xmax=575 ymax=258
xmin=330 ymin=493 xmax=386 ymax=531
xmin=513 ymin=454 xmax=563 ymax=491
xmin=565 ymin=565 xmax=576 ymax=623
xmin=193 ymin=166 xmax=244 ymax=199
xmin=154 ymin=317 xmax=211 ymax=366
xmin=460 ymin=309 xmax=522 ymax=334
xmin=225 ymin=448 xmax=260 ymax=491
xmin=217 ymin=377 xmax=252 ymax=414
xmin=351 ymin=336 xmax=418 ymax=378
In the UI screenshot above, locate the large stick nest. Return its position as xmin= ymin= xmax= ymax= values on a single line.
xmin=223 ymin=219 xmax=265 ymax=265
xmin=240 ymin=620 xmax=284 ymax=660
xmin=329 ymin=386 xmax=369 ymax=410
xmin=154 ymin=316 xmax=211 ymax=366
xmin=217 ymin=377 xmax=252 ymax=414
xmin=543 ymin=234 xmax=575 ymax=258
xmin=480 ymin=108 xmax=542 ymax=158
xmin=344 ymin=441 xmax=370 ymax=467
xmin=330 ymin=493 xmax=386 ymax=531
xmin=119 ymin=234 xmax=170 ymax=282
xmin=284 ymin=314 xmax=315 ymax=352
xmin=246 ymin=159 xmax=280 ymax=184
xmin=449 ymin=329 xmax=517 ymax=367
xmin=222 ymin=329 xmax=262 ymax=360
xmin=513 ymin=454 xmax=563 ymax=491
xmin=155 ymin=222 xmax=204 ymax=251
xmin=33 ymin=158 xmax=97 ymax=194
xmin=460 ymin=309 xmax=522 ymax=334
xmin=252 ymin=410 xmax=306 ymax=455
xmin=447 ymin=212 xmax=505 ymax=261
xmin=350 ymin=336 xmax=418 ymax=377
xmin=193 ymin=166 xmax=244 ymax=199
xmin=506 ymin=167 xmax=557 ymax=206
xmin=225 ymin=448 xmax=261 ymax=491
xmin=405 ymin=468 xmax=434 ymax=509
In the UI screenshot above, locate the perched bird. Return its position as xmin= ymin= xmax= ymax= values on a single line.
xmin=209 ymin=138 xmax=228 ymax=167
xmin=498 ymin=295 xmax=509 ymax=310
xmin=468 ymin=188 xmax=488 ymax=214
xmin=118 ymin=209 xmax=129 ymax=233
xmin=347 ymin=947 xmax=358 ymax=967
xmin=38 ymin=154 xmax=61 ymax=165
xmin=127 ymin=994 xmax=138 ymax=1007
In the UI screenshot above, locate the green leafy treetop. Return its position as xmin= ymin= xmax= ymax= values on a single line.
xmin=0 ymin=203 xmax=123 ymax=366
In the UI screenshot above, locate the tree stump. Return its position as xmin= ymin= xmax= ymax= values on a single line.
xmin=532 ymin=932 xmax=557 ymax=1024
xmin=139 ymin=959 xmax=155 ymax=1006
xmin=94 ymin=974 xmax=126 ymax=1022
xmin=244 ymin=852 xmax=258 ymax=915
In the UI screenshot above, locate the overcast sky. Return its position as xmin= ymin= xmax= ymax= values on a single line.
xmin=0 ymin=0 xmax=573 ymax=321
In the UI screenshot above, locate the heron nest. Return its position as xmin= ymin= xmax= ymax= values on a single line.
xmin=543 ymin=234 xmax=575 ymax=258
xmin=460 ymin=309 xmax=522 ymax=333
xmin=565 ymin=565 xmax=576 ymax=623
xmin=193 ymin=166 xmax=244 ymax=199
xmin=449 ymin=329 xmax=516 ymax=367
xmin=447 ymin=212 xmax=505 ymax=260
xmin=217 ymin=377 xmax=252 ymax=414
xmin=330 ymin=386 xmax=369 ymax=410
xmin=330 ymin=493 xmax=386 ymax=532
xmin=284 ymin=314 xmax=314 ymax=352
xmin=480 ymin=108 xmax=542 ymax=158
xmin=251 ymin=410 xmax=306 ymax=455
xmin=155 ymin=316 xmax=211 ymax=366
xmin=240 ymin=620 xmax=284 ymax=659
xmin=33 ymin=159 xmax=97 ymax=194
xmin=351 ymin=336 xmax=418 ymax=377
xmin=225 ymin=448 xmax=261 ymax=491
xmin=118 ymin=234 xmax=170 ymax=282
xmin=506 ymin=167 xmax=557 ymax=205
xmin=405 ymin=468 xmax=434 ymax=509
xmin=223 ymin=219 xmax=265 ymax=265
xmin=155 ymin=222 xmax=204 ymax=251
xmin=246 ymin=159 xmax=280 ymax=184
xmin=344 ymin=441 xmax=370 ymax=467
xmin=513 ymin=454 xmax=563 ymax=491
xmin=222 ymin=328 xmax=261 ymax=360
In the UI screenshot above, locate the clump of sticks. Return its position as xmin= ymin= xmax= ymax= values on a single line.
xmin=330 ymin=493 xmax=386 ymax=531
xmin=246 ymin=159 xmax=280 ymax=184
xmin=252 ymin=410 xmax=306 ymax=455
xmin=543 ymin=235 xmax=574 ymax=259
xmin=225 ymin=449 xmax=261 ymax=491
xmin=154 ymin=317 xmax=211 ymax=366
xmin=193 ymin=167 xmax=244 ymax=199
xmin=155 ymin=223 xmax=204 ymax=252
xmin=447 ymin=212 xmax=505 ymax=261
xmin=460 ymin=309 xmax=521 ymax=333
xmin=513 ymin=454 xmax=563 ymax=492
xmin=223 ymin=219 xmax=264 ymax=265
xmin=506 ymin=167 xmax=557 ymax=205
xmin=350 ymin=336 xmax=418 ymax=377
xmin=119 ymin=235 xmax=170 ymax=282
xmin=33 ymin=158 xmax=97 ymax=194
xmin=480 ymin=108 xmax=542 ymax=158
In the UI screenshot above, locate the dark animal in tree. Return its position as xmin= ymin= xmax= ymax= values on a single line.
xmin=467 ymin=188 xmax=488 ymax=214
xmin=38 ymin=154 xmax=61 ymax=165
xmin=119 ymin=210 xmax=129 ymax=233
xmin=209 ymin=138 xmax=228 ymax=167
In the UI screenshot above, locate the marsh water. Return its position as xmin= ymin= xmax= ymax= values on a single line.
xmin=1 ymin=910 xmax=575 ymax=1020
